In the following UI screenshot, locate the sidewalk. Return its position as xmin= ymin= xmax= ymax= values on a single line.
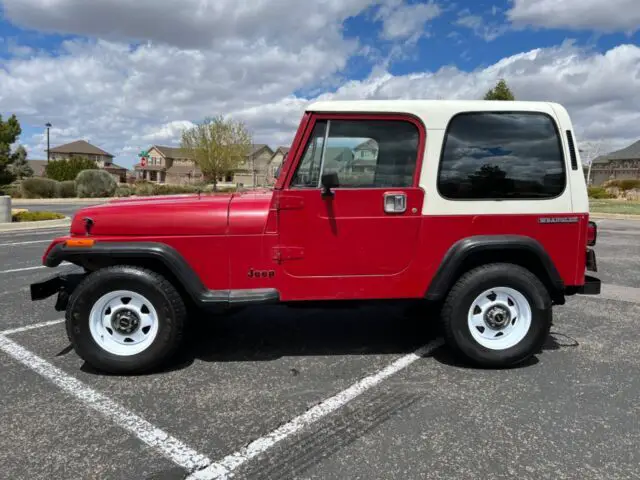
xmin=11 ymin=198 xmax=110 ymax=204
xmin=590 ymin=212 xmax=640 ymax=221
xmin=0 ymin=217 xmax=71 ymax=232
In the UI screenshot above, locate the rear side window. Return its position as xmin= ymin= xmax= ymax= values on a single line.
xmin=438 ymin=112 xmax=566 ymax=200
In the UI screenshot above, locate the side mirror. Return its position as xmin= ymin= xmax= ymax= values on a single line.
xmin=321 ymin=172 xmax=339 ymax=197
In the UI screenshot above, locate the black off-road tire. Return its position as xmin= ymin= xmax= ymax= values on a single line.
xmin=65 ymin=265 xmax=186 ymax=374
xmin=441 ymin=263 xmax=552 ymax=368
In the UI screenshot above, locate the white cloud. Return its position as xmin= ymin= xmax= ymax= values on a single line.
xmin=455 ymin=13 xmax=507 ymax=41
xmin=12 ymin=42 xmax=640 ymax=164
xmin=302 ymin=42 xmax=640 ymax=150
xmin=1 ymin=35 xmax=361 ymax=162
xmin=0 ymin=0 xmax=388 ymax=163
xmin=508 ymin=0 xmax=640 ymax=33
xmin=135 ymin=121 xmax=197 ymax=143
xmin=2 ymin=1 xmax=639 ymax=166
xmin=1 ymin=0 xmax=376 ymax=49
xmin=377 ymin=0 xmax=441 ymax=40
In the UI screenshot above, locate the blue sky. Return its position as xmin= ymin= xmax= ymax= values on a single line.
xmin=1 ymin=0 xmax=639 ymax=168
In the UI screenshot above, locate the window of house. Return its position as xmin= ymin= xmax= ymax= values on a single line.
xmin=438 ymin=112 xmax=566 ymax=200
xmin=290 ymin=119 xmax=419 ymax=188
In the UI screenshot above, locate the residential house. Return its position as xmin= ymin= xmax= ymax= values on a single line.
xmin=47 ymin=140 xmax=128 ymax=182
xmin=26 ymin=159 xmax=47 ymax=177
xmin=233 ymin=144 xmax=275 ymax=187
xmin=266 ymin=147 xmax=289 ymax=184
xmin=295 ymin=147 xmax=354 ymax=185
xmin=589 ymin=139 xmax=640 ymax=185
xmin=134 ymin=144 xmax=275 ymax=187
xmin=134 ymin=145 xmax=203 ymax=185
xmin=352 ymin=139 xmax=378 ymax=174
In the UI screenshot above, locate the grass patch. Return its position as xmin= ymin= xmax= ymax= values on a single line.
xmin=589 ymin=200 xmax=640 ymax=215
xmin=12 ymin=211 xmax=66 ymax=222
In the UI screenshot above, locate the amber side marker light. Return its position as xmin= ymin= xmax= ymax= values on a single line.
xmin=65 ymin=238 xmax=95 ymax=248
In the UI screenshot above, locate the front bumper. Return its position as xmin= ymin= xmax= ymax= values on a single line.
xmin=30 ymin=273 xmax=85 ymax=311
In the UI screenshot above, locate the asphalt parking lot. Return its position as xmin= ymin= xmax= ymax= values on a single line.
xmin=1 ymin=219 xmax=639 ymax=480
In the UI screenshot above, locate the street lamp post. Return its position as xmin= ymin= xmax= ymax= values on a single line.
xmin=45 ymin=123 xmax=52 ymax=162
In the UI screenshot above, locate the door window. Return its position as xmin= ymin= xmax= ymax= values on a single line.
xmin=290 ymin=119 xmax=420 ymax=189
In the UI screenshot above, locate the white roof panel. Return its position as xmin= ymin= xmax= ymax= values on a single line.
xmin=306 ymin=100 xmax=565 ymax=129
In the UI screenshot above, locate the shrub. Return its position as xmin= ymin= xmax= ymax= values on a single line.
xmin=617 ymin=179 xmax=640 ymax=191
xmin=152 ymin=184 xmax=200 ymax=195
xmin=12 ymin=210 xmax=65 ymax=222
xmin=76 ymin=169 xmax=117 ymax=198
xmin=133 ymin=181 xmax=155 ymax=196
xmin=115 ymin=186 xmax=132 ymax=197
xmin=57 ymin=180 xmax=77 ymax=198
xmin=21 ymin=177 xmax=59 ymax=198
xmin=45 ymin=157 xmax=98 ymax=181
xmin=603 ymin=179 xmax=640 ymax=191
xmin=0 ymin=182 xmax=23 ymax=198
xmin=588 ymin=186 xmax=615 ymax=199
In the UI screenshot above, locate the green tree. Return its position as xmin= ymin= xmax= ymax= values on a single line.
xmin=180 ymin=116 xmax=252 ymax=191
xmin=9 ymin=145 xmax=33 ymax=179
xmin=0 ymin=114 xmax=22 ymax=185
xmin=44 ymin=156 xmax=98 ymax=181
xmin=484 ymin=79 xmax=515 ymax=100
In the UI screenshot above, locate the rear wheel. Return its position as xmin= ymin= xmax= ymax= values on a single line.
xmin=441 ymin=263 xmax=552 ymax=367
xmin=66 ymin=266 xmax=186 ymax=374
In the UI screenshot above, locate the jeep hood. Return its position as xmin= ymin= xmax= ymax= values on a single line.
xmin=69 ymin=191 xmax=274 ymax=236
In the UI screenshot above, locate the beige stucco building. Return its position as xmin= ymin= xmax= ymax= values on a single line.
xmin=589 ymin=139 xmax=640 ymax=185
xmin=47 ymin=140 xmax=128 ymax=182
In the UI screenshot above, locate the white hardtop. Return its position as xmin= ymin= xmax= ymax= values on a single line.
xmin=307 ymin=100 xmax=569 ymax=130
xmin=307 ymin=99 xmax=587 ymax=215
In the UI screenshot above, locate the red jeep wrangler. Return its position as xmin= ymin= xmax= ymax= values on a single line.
xmin=31 ymin=100 xmax=600 ymax=373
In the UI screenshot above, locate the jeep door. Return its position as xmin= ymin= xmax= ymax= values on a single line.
xmin=275 ymin=114 xmax=425 ymax=297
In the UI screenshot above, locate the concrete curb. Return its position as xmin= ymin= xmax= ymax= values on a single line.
xmin=0 ymin=217 xmax=71 ymax=232
xmin=10 ymin=194 xmax=200 ymax=204
xmin=590 ymin=213 xmax=640 ymax=221
xmin=11 ymin=198 xmax=110 ymax=204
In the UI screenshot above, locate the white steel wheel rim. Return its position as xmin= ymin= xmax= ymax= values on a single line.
xmin=467 ymin=286 xmax=532 ymax=351
xmin=89 ymin=290 xmax=160 ymax=356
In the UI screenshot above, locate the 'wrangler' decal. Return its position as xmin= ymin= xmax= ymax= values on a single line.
xmin=538 ymin=217 xmax=579 ymax=224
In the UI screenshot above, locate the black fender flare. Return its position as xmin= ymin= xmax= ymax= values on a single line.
xmin=424 ymin=235 xmax=565 ymax=302
xmin=42 ymin=241 xmax=278 ymax=307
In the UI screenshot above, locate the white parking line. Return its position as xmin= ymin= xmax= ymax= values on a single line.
xmin=0 ymin=333 xmax=212 ymax=472
xmin=0 ymin=228 xmax=68 ymax=237
xmin=0 ymin=318 xmax=65 ymax=335
xmin=0 ymin=239 xmax=53 ymax=247
xmin=188 ymin=338 xmax=444 ymax=480
xmin=0 ymin=265 xmax=47 ymax=274
xmin=2 ymin=314 xmax=443 ymax=478
xmin=0 ymin=262 xmax=72 ymax=274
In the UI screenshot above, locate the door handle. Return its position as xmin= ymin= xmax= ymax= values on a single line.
xmin=384 ymin=192 xmax=407 ymax=213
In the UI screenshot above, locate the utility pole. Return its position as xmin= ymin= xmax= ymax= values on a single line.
xmin=252 ymin=155 xmax=256 ymax=188
xmin=45 ymin=122 xmax=52 ymax=162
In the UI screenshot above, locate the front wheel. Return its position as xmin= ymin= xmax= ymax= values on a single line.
xmin=66 ymin=266 xmax=186 ymax=374
xmin=441 ymin=263 xmax=552 ymax=368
